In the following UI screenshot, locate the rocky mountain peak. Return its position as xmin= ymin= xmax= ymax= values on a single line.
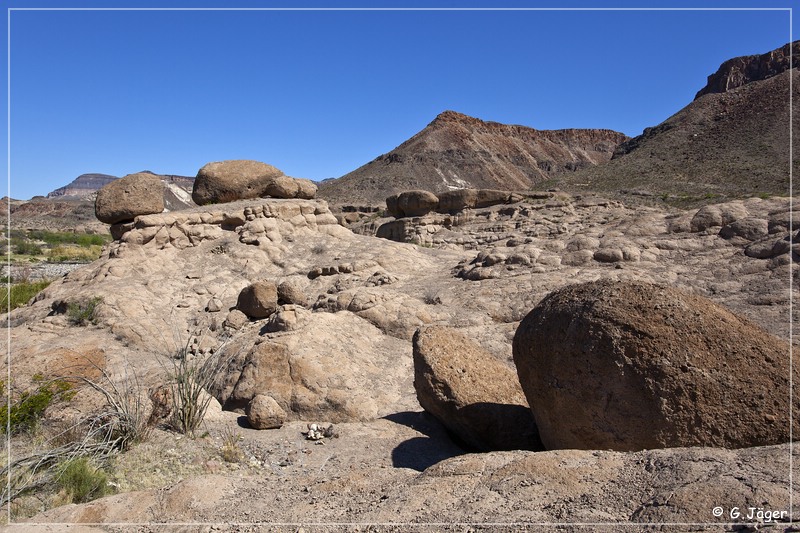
xmin=694 ymin=40 xmax=799 ymax=99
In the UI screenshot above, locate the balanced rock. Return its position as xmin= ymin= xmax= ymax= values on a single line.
xmin=236 ymin=281 xmax=278 ymax=319
xmin=245 ymin=394 xmax=286 ymax=429
xmin=413 ymin=326 xmax=542 ymax=452
xmin=95 ymin=173 xmax=165 ymax=224
xmin=386 ymin=190 xmax=439 ymax=218
xmin=513 ymin=279 xmax=795 ymax=451
xmin=192 ymin=160 xmax=316 ymax=205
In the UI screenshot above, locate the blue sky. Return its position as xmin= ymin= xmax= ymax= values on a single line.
xmin=2 ymin=1 xmax=796 ymax=200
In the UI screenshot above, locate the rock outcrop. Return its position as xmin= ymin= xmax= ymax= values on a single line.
xmin=513 ymin=279 xmax=795 ymax=451
xmin=94 ymin=172 xmax=165 ymax=224
xmin=384 ymin=188 xmax=525 ymax=219
xmin=413 ymin=326 xmax=542 ymax=452
xmin=695 ymin=40 xmax=799 ymax=99
xmin=192 ymin=160 xmax=316 ymax=205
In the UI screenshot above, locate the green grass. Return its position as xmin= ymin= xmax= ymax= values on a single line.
xmin=46 ymin=244 xmax=103 ymax=263
xmin=0 ymin=376 xmax=74 ymax=435
xmin=55 ymin=458 xmax=112 ymax=504
xmin=0 ymin=280 xmax=52 ymax=313
xmin=27 ymin=230 xmax=110 ymax=247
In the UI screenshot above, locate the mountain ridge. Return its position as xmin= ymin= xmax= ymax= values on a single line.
xmin=317 ymin=110 xmax=628 ymax=205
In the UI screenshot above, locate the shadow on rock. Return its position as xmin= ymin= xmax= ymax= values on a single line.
xmin=384 ymin=411 xmax=465 ymax=471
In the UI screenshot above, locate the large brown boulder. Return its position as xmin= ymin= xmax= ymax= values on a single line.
xmin=236 ymin=281 xmax=278 ymax=319
xmin=192 ymin=160 xmax=317 ymax=205
xmin=386 ymin=190 xmax=439 ymax=218
xmin=436 ymin=189 xmax=479 ymax=213
xmin=413 ymin=326 xmax=542 ymax=452
xmin=513 ymin=279 xmax=795 ymax=452
xmin=95 ymin=173 xmax=164 ymax=224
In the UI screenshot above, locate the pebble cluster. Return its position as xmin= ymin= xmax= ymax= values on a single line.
xmin=304 ymin=423 xmax=337 ymax=444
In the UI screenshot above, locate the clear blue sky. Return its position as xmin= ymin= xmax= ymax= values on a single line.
xmin=2 ymin=1 xmax=796 ymax=199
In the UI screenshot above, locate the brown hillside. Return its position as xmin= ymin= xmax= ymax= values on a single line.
xmin=552 ymin=43 xmax=798 ymax=206
xmin=318 ymin=110 xmax=628 ymax=205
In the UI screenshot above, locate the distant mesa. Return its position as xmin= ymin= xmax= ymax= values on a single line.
xmin=317 ymin=110 xmax=628 ymax=205
xmin=47 ymin=173 xmax=119 ymax=198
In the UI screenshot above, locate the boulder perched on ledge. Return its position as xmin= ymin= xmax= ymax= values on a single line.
xmin=192 ymin=159 xmax=317 ymax=205
xmin=95 ymin=172 xmax=165 ymax=224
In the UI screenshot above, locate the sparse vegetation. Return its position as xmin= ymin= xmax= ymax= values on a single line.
xmin=47 ymin=244 xmax=103 ymax=263
xmin=166 ymin=335 xmax=235 ymax=437
xmin=311 ymin=242 xmax=327 ymax=254
xmin=0 ymin=279 xmax=52 ymax=313
xmin=55 ymin=457 xmax=112 ymax=504
xmin=67 ymin=296 xmax=102 ymax=326
xmin=0 ymin=376 xmax=75 ymax=435
xmin=219 ymin=426 xmax=244 ymax=463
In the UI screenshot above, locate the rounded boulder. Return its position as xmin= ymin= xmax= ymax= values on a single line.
xmin=95 ymin=173 xmax=165 ymax=224
xmin=246 ymin=394 xmax=287 ymax=430
xmin=192 ymin=160 xmax=285 ymax=205
xmin=512 ymin=279 xmax=795 ymax=451
xmin=236 ymin=281 xmax=278 ymax=319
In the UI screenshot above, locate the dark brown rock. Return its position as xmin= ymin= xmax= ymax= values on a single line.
xmin=392 ymin=190 xmax=439 ymax=218
xmin=512 ymin=279 xmax=795 ymax=451
xmin=236 ymin=281 xmax=278 ymax=319
xmin=413 ymin=326 xmax=542 ymax=452
xmin=436 ymin=189 xmax=479 ymax=213
xmin=95 ymin=173 xmax=165 ymax=224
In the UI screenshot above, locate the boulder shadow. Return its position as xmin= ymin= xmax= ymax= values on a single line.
xmin=383 ymin=411 xmax=466 ymax=472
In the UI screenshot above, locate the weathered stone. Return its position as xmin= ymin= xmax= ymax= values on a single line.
xmin=436 ymin=189 xmax=479 ymax=213
xmin=719 ymin=217 xmax=769 ymax=241
xmin=389 ymin=190 xmax=439 ymax=218
xmin=236 ymin=281 xmax=278 ymax=319
xmin=223 ymin=309 xmax=249 ymax=330
xmin=193 ymin=160 xmax=285 ymax=205
xmin=95 ymin=173 xmax=165 ymax=224
xmin=413 ymin=326 xmax=542 ymax=452
xmin=277 ymin=279 xmax=308 ymax=307
xmin=245 ymin=394 xmax=286 ymax=430
xmin=513 ymin=279 xmax=795 ymax=451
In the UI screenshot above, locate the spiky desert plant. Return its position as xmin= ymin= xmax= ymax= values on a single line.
xmin=165 ymin=333 xmax=234 ymax=438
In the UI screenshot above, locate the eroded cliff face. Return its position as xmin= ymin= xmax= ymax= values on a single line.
xmin=695 ymin=40 xmax=799 ymax=99
xmin=318 ymin=110 xmax=628 ymax=205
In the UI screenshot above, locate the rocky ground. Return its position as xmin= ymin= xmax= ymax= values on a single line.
xmin=2 ymin=191 xmax=798 ymax=532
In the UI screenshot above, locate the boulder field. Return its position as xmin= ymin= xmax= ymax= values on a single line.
xmin=5 ymin=186 xmax=796 ymax=527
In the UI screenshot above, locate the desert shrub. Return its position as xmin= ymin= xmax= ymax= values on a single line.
xmin=422 ymin=288 xmax=442 ymax=305
xmin=12 ymin=239 xmax=42 ymax=256
xmin=0 ymin=376 xmax=74 ymax=435
xmin=67 ymin=297 xmax=102 ymax=326
xmin=166 ymin=336 xmax=235 ymax=437
xmin=311 ymin=242 xmax=327 ymax=254
xmin=55 ymin=458 xmax=111 ymax=503
xmin=27 ymin=230 xmax=110 ymax=247
xmin=0 ymin=279 xmax=51 ymax=313
xmin=219 ymin=426 xmax=244 ymax=463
